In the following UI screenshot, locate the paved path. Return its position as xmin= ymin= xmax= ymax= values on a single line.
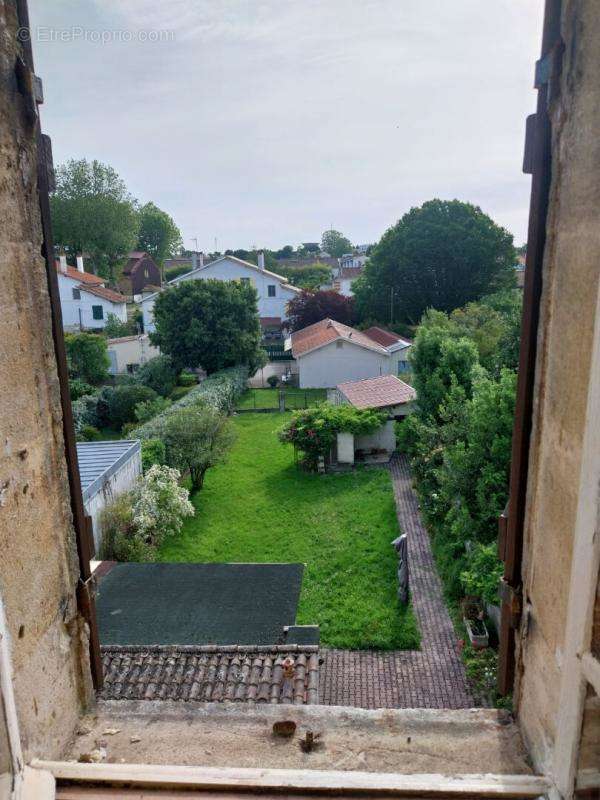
xmin=319 ymin=455 xmax=474 ymax=709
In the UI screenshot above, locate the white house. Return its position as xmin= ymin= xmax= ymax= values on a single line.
xmin=289 ymin=319 xmax=390 ymax=388
xmin=140 ymin=253 xmax=300 ymax=334
xmin=106 ymin=334 xmax=160 ymax=375
xmin=56 ymin=255 xmax=128 ymax=332
xmin=327 ymin=374 xmax=416 ymax=464
xmin=331 ymin=255 xmax=367 ymax=297
xmin=76 ymin=440 xmax=142 ymax=555
xmin=289 ymin=319 xmax=412 ymax=389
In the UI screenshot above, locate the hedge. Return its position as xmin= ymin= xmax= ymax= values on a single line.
xmin=130 ymin=365 xmax=248 ymax=441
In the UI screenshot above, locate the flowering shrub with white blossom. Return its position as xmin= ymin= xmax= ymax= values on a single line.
xmin=100 ymin=464 xmax=194 ymax=561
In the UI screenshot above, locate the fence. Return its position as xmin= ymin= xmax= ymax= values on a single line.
xmin=235 ymin=389 xmax=325 ymax=413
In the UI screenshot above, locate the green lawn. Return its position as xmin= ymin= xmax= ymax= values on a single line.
xmin=236 ymin=388 xmax=327 ymax=410
xmin=159 ymin=413 xmax=419 ymax=650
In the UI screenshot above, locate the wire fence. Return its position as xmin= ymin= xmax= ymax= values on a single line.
xmin=235 ymin=389 xmax=326 ymax=413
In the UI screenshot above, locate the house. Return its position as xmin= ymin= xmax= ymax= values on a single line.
xmin=363 ymin=326 xmax=412 ymax=373
xmin=56 ymin=255 xmax=128 ymax=331
xmin=289 ymin=318 xmax=391 ymax=388
xmin=118 ymin=251 xmax=162 ymax=298
xmin=330 ymin=254 xmax=367 ymax=296
xmin=76 ymin=440 xmax=142 ymax=555
xmin=106 ymin=334 xmax=160 ymax=375
xmin=140 ymin=252 xmax=301 ymax=334
xmin=328 ymin=374 xmax=416 ymax=463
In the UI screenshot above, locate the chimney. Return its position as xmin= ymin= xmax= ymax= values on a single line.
xmin=257 ymin=251 xmax=265 ymax=270
xmin=191 ymin=252 xmax=198 ymax=270
xmin=76 ymin=253 xmax=84 ymax=273
xmin=199 ymin=252 xmax=204 ymax=267
xmin=59 ymin=254 xmax=68 ymax=273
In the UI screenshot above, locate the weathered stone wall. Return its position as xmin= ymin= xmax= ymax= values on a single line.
xmin=0 ymin=2 xmax=92 ymax=759
xmin=515 ymin=0 xmax=600 ymax=773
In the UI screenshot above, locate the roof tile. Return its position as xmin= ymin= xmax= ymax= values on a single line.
xmin=291 ymin=318 xmax=388 ymax=358
xmin=337 ymin=374 xmax=416 ymax=409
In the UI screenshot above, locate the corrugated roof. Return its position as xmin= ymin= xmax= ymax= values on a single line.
xmin=100 ymin=644 xmax=320 ymax=704
xmin=337 ymin=374 xmax=416 ymax=410
xmin=77 ymin=440 xmax=140 ymax=501
xmin=291 ymin=318 xmax=388 ymax=358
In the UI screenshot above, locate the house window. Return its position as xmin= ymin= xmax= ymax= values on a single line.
xmin=72 ymin=288 xmax=81 ymax=300
xmin=92 ymin=305 xmax=104 ymax=321
xmin=398 ymin=360 xmax=409 ymax=373
xmin=240 ymin=277 xmax=250 ymax=285
xmin=268 ymin=285 xmax=276 ymax=297
xmin=126 ymin=363 xmax=139 ymax=374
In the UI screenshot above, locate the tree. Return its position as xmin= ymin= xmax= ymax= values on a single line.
xmin=353 ymin=199 xmax=516 ymax=326
xmin=137 ymin=202 xmax=183 ymax=269
xmin=135 ymin=355 xmax=179 ymax=397
xmin=163 ymin=405 xmax=236 ymax=490
xmin=275 ymin=245 xmax=295 ymax=259
xmin=65 ymin=332 xmax=110 ymax=384
xmin=108 ymin=384 xmax=158 ymax=430
xmin=150 ymin=280 xmax=263 ymax=374
xmin=50 ymin=159 xmax=139 ymax=281
xmin=321 ymin=229 xmax=353 ymax=258
xmin=276 ymin=263 xmax=331 ymax=290
xmin=286 ymin=290 xmax=356 ymax=332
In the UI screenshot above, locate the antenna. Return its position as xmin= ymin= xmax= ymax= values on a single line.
xmin=214 ymin=236 xmax=218 ymax=253
xmin=191 ymin=237 xmax=198 ymax=252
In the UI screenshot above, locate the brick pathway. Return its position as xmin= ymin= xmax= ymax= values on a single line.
xmin=319 ymin=454 xmax=474 ymax=709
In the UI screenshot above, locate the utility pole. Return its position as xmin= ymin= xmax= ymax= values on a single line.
xmin=390 ymin=286 xmax=395 ymax=325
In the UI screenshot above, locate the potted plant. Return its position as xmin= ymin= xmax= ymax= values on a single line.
xmin=461 ymin=596 xmax=489 ymax=649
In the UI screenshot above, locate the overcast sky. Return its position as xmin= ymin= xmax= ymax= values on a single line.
xmin=29 ymin=1 xmax=543 ymax=252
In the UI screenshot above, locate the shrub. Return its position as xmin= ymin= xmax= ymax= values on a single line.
xmin=108 ymin=384 xmax=158 ymax=430
xmin=95 ymin=385 xmax=116 ymax=428
xmin=141 ymin=438 xmax=166 ymax=471
xmin=178 ymin=370 xmax=197 ymax=387
xmin=65 ymin=332 xmax=110 ymax=384
xmin=460 ymin=542 xmax=503 ymax=605
xmin=163 ymin=405 xmax=236 ymax=490
xmin=71 ymin=393 xmax=100 ymax=434
xmin=77 ymin=424 xmax=102 ymax=441
xmin=136 ymin=355 xmax=178 ymax=397
xmin=104 ymin=313 xmax=138 ymax=338
xmin=279 ymin=403 xmax=385 ymax=470
xmin=130 ymin=366 xmax=248 ymax=441
xmin=100 ymin=465 xmax=194 ymax=561
xmin=266 ymin=374 xmax=279 ymax=388
xmin=69 ymin=377 xmax=93 ymax=401
xmin=170 ymin=386 xmax=192 ymax=401
xmin=134 ymin=395 xmax=172 ymax=424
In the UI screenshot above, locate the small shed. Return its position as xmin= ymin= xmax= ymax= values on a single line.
xmin=77 ymin=440 xmax=142 ymax=554
xmin=328 ymin=375 xmax=416 ymax=464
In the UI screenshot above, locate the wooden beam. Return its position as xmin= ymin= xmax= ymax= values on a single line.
xmin=32 ymin=761 xmax=552 ymax=799
xmin=581 ymin=652 xmax=600 ymax=698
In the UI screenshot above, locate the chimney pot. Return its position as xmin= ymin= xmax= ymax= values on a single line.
xmin=59 ymin=254 xmax=68 ymax=273
xmin=76 ymin=254 xmax=84 ymax=273
xmin=257 ymin=251 xmax=265 ymax=270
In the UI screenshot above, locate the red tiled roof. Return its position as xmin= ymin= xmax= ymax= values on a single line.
xmin=291 ymin=318 xmax=388 ymax=358
xmin=56 ymin=263 xmax=104 ymax=285
xmin=363 ymin=326 xmax=410 ymax=348
xmin=337 ymin=374 xmax=416 ymax=409
xmin=81 ymin=284 xmax=127 ymax=304
xmin=100 ymin=644 xmax=320 ymax=704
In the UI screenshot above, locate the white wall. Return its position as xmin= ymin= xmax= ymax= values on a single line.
xmin=84 ymin=451 xmax=142 ymax=554
xmin=107 ymin=335 xmax=160 ymax=375
xmin=356 ymin=420 xmax=396 ymax=453
xmin=141 ymin=257 xmax=298 ymax=333
xmin=57 ymin=273 xmax=127 ymax=331
xmin=298 ymin=340 xmax=390 ymax=388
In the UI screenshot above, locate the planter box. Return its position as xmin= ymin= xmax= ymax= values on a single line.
xmin=464 ymin=617 xmax=489 ymax=649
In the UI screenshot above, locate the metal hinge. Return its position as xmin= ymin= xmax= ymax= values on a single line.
xmin=534 ymin=39 xmax=565 ymax=105
xmin=14 ymin=56 xmax=44 ymax=125
xmin=499 ymin=579 xmax=522 ymax=629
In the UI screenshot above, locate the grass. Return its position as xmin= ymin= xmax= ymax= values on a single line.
xmin=236 ymin=387 xmax=327 ymax=410
xmin=159 ymin=413 xmax=419 ymax=650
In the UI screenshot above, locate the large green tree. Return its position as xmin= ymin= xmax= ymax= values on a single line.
xmin=321 ymin=229 xmax=353 ymax=258
xmin=137 ymin=202 xmax=183 ymax=267
xmin=51 ymin=159 xmax=139 ymax=281
xmin=150 ymin=280 xmax=263 ymax=374
xmin=354 ymin=199 xmax=516 ymax=326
